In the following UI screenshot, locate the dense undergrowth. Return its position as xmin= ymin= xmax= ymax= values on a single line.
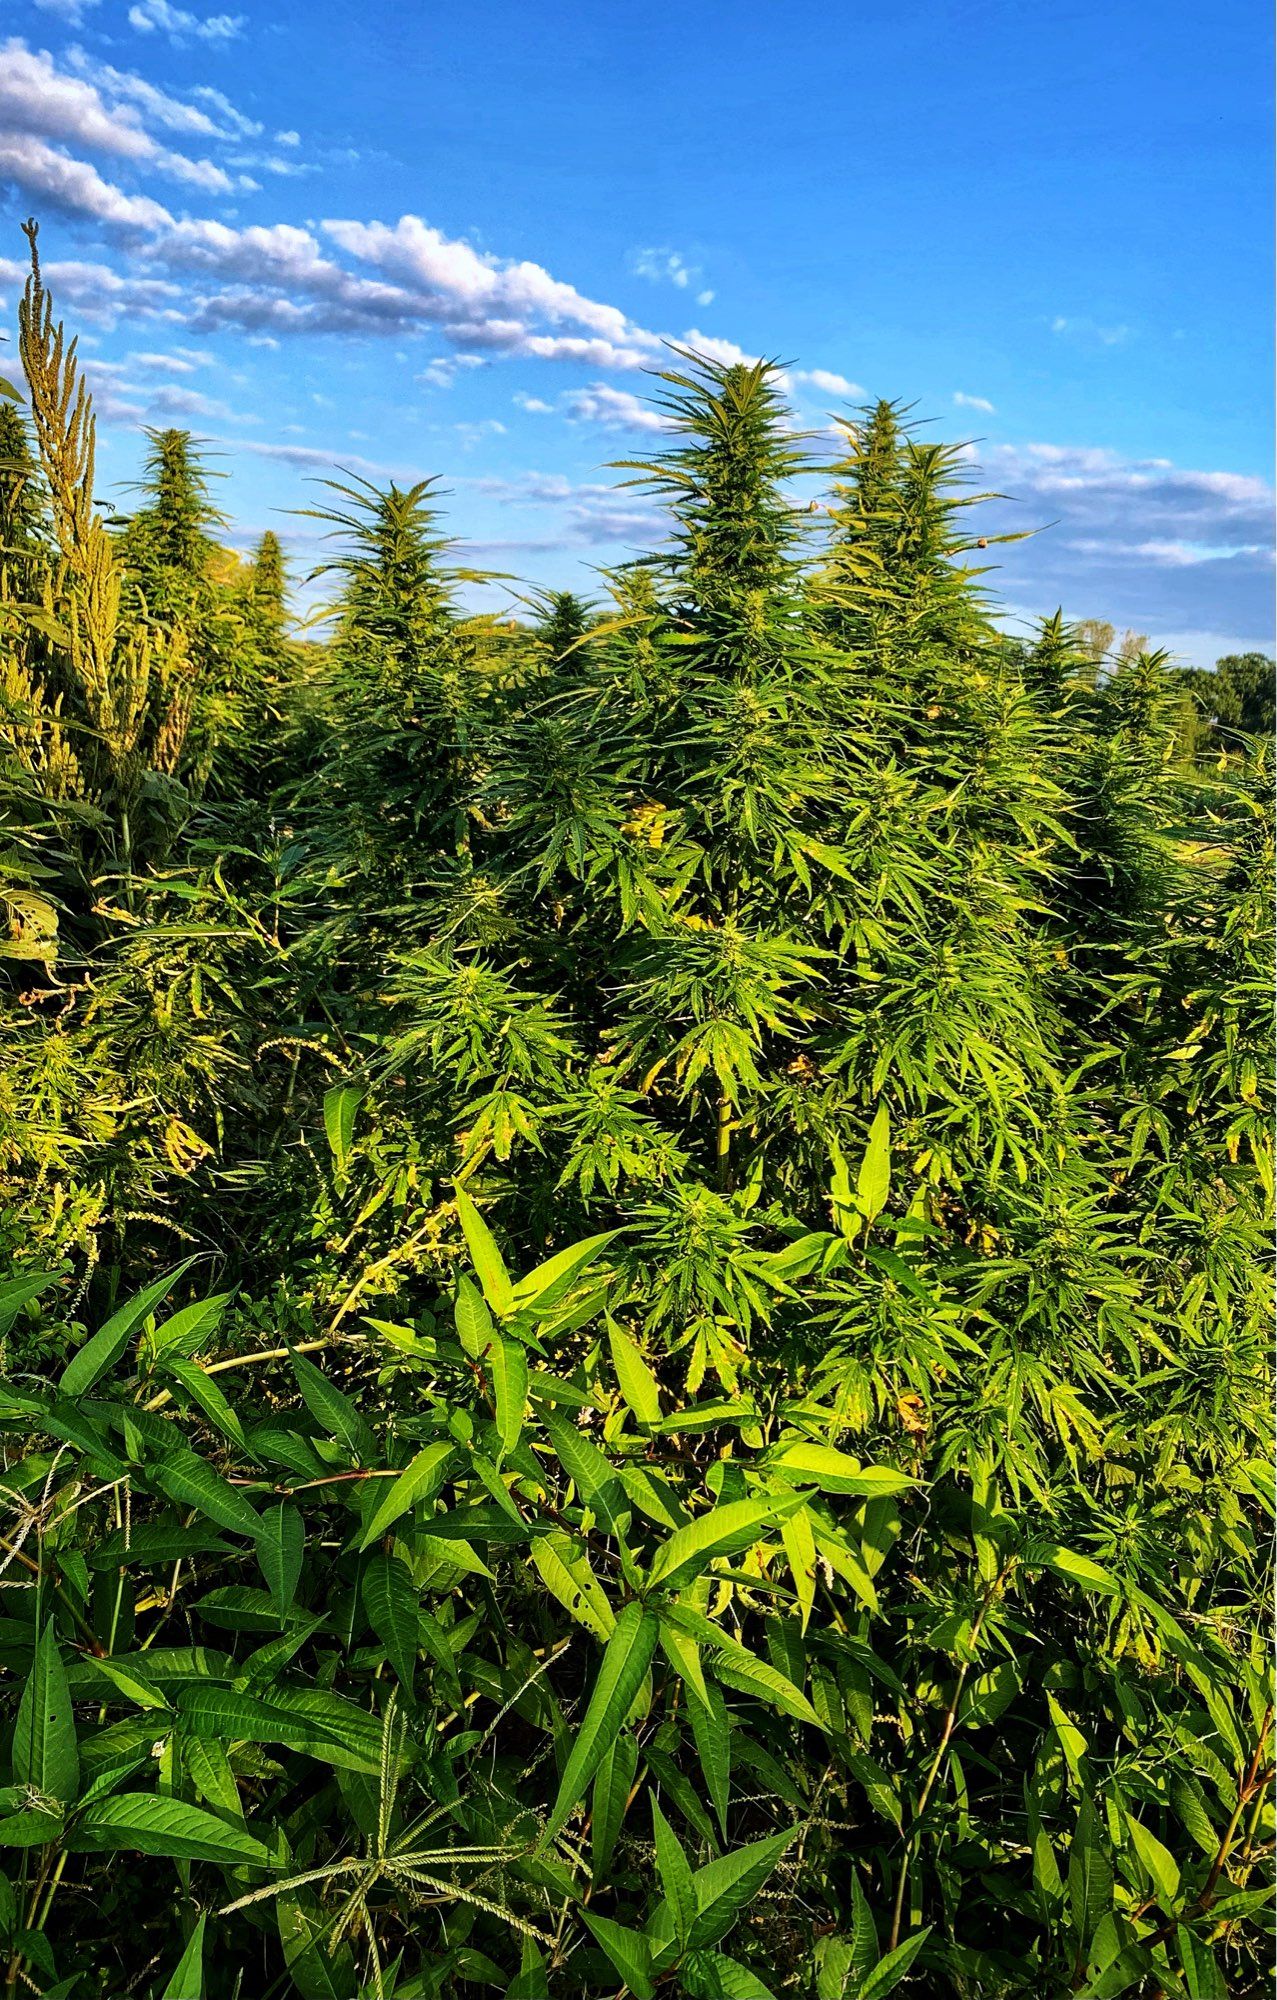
xmin=0 ymin=221 xmax=1273 ymax=1999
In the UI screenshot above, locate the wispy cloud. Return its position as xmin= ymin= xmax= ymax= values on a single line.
xmin=1049 ymin=314 xmax=1131 ymax=347
xmin=128 ymin=0 xmax=244 ymax=45
xmin=631 ymin=245 xmax=714 ymax=306
xmin=563 ymin=383 xmax=671 ymax=432
xmin=954 ymin=391 xmax=995 ymax=413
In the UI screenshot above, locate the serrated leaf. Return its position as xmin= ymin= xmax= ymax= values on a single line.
xmin=856 ymin=1104 xmax=891 ymax=1223
xmin=148 ymin=1293 xmax=232 ymax=1361
xmin=323 ymin=1084 xmax=363 ymax=1172
xmin=591 ymin=1732 xmax=638 ymax=1883
xmin=780 ymin=1504 xmax=817 ymax=1633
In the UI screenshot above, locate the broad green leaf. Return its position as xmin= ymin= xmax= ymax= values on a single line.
xmin=771 ymin=1445 xmax=915 ymax=1498
xmin=290 ymin=1352 xmax=375 ymax=1462
xmin=278 ymin=1889 xmax=358 ymax=2000
xmin=322 ymin=1084 xmax=363 ymax=1172
xmin=0 ymin=1806 xmax=65 ymax=1846
xmin=362 ymin=1553 xmax=420 ymax=1690
xmin=161 ymin=1913 xmax=207 ymax=2000
xmin=780 ymin=1504 xmax=817 ymax=1633
xmin=454 ymin=1273 xmax=495 ymax=1358
xmin=159 ymin=1355 xmax=248 ymax=1448
xmin=609 ymin=1322 xmax=662 ymax=1427
xmin=654 ymin=1827 xmax=795 ymax=1954
xmin=846 ymin=1751 xmax=902 ymax=1830
xmin=1068 ymin=1796 xmax=1114 ymax=1949
xmin=530 ymin=1532 xmax=615 ymax=1641
xmin=454 ymin=1185 xmax=514 ymax=1316
xmin=581 ymin=1912 xmax=654 ymax=2000
xmin=13 ymin=1623 xmax=79 ymax=1805
xmin=815 ymin=1880 xmax=878 ymax=1997
xmin=148 ymin=1293 xmax=232 ymax=1361
xmin=148 ymin=1444 xmax=261 ymax=1539
xmin=665 ymin=1605 xmax=825 ymax=1730
xmin=541 ymin=1602 xmax=659 ymax=1845
xmin=688 ymin=1679 xmax=731 ymax=1842
xmin=357 ymin=1443 xmax=455 ymax=1550
xmin=652 ymin=1797 xmax=696 ymax=1949
xmin=856 ymin=1103 xmax=892 ymax=1222
xmin=257 ymin=1504 xmax=305 ymax=1618
xmin=647 ymin=1494 xmax=805 ymax=1592
xmin=491 ymin=1332 xmax=528 ymax=1458
xmin=591 ymin=1732 xmax=638 ymax=1882
xmin=60 ymin=1261 xmax=194 ymax=1398
xmin=510 ymin=1229 xmax=622 ymax=1316
xmin=1125 ymin=1815 xmax=1181 ymax=1906
xmin=681 ymin=1954 xmax=778 ymax=1999
xmin=0 ymin=1270 xmax=57 ymax=1339
xmin=858 ymin=1927 xmax=933 ymax=1999
xmin=1036 ymin=1543 xmax=1122 ymax=1598
xmin=541 ymin=1408 xmax=630 ymax=1540
xmin=69 ymin=1793 xmax=272 ymax=1867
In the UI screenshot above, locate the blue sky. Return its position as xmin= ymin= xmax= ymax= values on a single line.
xmin=1 ymin=0 xmax=1272 ymax=661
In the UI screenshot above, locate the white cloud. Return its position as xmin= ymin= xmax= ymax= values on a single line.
xmin=954 ymin=391 xmax=995 ymax=413
xmin=64 ymin=50 xmax=226 ymax=140
xmin=128 ymin=346 xmax=213 ymax=372
xmin=679 ymin=328 xmax=760 ymax=368
xmin=564 ymin=383 xmax=670 ymax=432
xmin=0 ymin=40 xmax=246 ymax=193
xmin=978 ymin=440 xmax=1274 ymax=639
xmin=190 ymin=86 xmax=261 ymax=138
xmin=128 ymin=0 xmax=244 ymax=44
xmin=0 ymin=252 xmax=181 ymax=326
xmin=34 ymin=0 xmax=100 ymax=22
xmin=1050 ymin=315 xmax=1131 ymax=347
xmin=0 ymin=136 xmax=175 ymax=231
xmin=514 ymin=392 xmax=553 ymax=414
xmin=787 ymin=367 xmax=863 ymax=399
xmin=275 ymin=130 xmax=300 ymax=147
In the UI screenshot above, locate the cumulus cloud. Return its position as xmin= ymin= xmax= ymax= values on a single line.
xmin=128 ymin=0 xmax=243 ymax=44
xmin=954 ymin=391 xmax=995 ymax=413
xmin=787 ymin=367 xmax=863 ymax=399
xmin=0 ymin=136 xmax=175 ymax=231
xmin=563 ymin=383 xmax=670 ymax=432
xmin=979 ymin=441 xmax=1274 ymax=640
xmin=0 ymin=40 xmax=249 ymax=194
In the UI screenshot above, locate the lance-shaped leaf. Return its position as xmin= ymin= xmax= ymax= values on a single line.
xmin=454 ymin=1184 xmax=514 ymax=1316
xmin=856 ymin=1103 xmax=892 ymax=1223
xmin=530 ymin=1533 xmax=615 ymax=1641
xmin=161 ymin=1913 xmax=207 ymax=2000
xmin=490 ymin=1331 xmax=529 ymax=1458
xmin=608 ymin=1321 xmax=662 ymax=1427
xmin=60 ymin=1260 xmax=195 ymax=1399
xmin=357 ymin=1443 xmax=455 ymax=1551
xmin=770 ymin=1444 xmax=916 ymax=1499
xmin=362 ymin=1552 xmax=421 ymax=1691
xmin=581 ymin=1912 xmax=655 ymax=2000
xmin=647 ymin=1492 xmax=805 ymax=1592
xmin=512 ymin=1229 xmax=622 ymax=1318
xmin=322 ymin=1083 xmax=363 ymax=1173
xmin=540 ymin=1601 xmax=659 ymax=1846
xmin=256 ymin=1504 xmax=305 ymax=1618
xmin=290 ymin=1352 xmax=375 ymax=1462
xmin=68 ymin=1793 xmax=273 ymax=1867
xmin=13 ymin=1622 xmax=79 ymax=1805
